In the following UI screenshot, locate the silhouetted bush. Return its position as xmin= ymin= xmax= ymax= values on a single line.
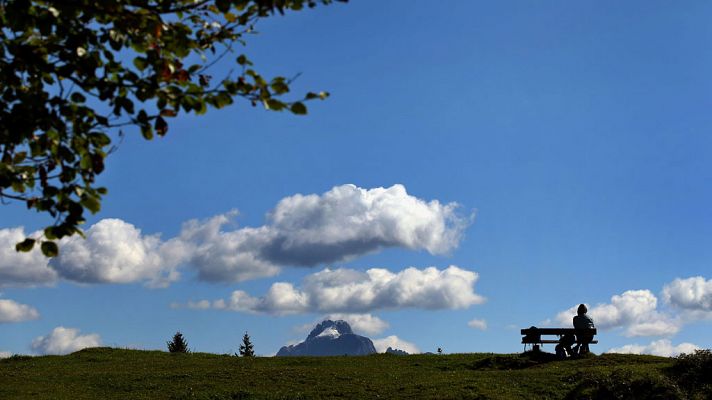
xmin=565 ymin=369 xmax=683 ymax=400
xmin=668 ymin=349 xmax=712 ymax=399
xmin=167 ymin=331 xmax=189 ymax=353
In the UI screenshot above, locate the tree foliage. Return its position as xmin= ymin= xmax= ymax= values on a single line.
xmin=0 ymin=0 xmax=343 ymax=256
xmin=238 ymin=331 xmax=254 ymax=357
xmin=167 ymin=331 xmax=189 ymax=353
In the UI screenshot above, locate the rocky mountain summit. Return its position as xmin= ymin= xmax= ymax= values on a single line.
xmin=276 ymin=320 xmax=377 ymax=356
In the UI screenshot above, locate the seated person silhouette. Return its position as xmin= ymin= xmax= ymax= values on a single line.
xmin=555 ymin=332 xmax=576 ymax=359
xmin=572 ymin=304 xmax=595 ymax=355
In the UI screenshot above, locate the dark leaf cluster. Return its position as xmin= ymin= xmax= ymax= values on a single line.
xmin=0 ymin=0 xmax=343 ymax=256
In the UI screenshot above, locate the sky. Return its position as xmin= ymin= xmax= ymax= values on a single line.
xmin=1 ymin=1 xmax=712 ymax=358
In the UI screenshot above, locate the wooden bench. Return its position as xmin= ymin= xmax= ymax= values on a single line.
xmin=521 ymin=327 xmax=597 ymax=352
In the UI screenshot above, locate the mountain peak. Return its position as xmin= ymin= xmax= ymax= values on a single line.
xmin=277 ymin=319 xmax=375 ymax=357
xmin=307 ymin=319 xmax=353 ymax=340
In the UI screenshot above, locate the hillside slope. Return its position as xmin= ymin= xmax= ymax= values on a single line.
xmin=0 ymin=348 xmax=683 ymax=399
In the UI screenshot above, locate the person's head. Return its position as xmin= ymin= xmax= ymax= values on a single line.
xmin=577 ymin=304 xmax=587 ymax=315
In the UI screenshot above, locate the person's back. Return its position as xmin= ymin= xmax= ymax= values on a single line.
xmin=572 ymin=304 xmax=594 ymax=355
xmin=573 ymin=313 xmax=594 ymax=329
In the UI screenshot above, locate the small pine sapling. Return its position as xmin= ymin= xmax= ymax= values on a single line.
xmin=238 ymin=332 xmax=255 ymax=357
xmin=167 ymin=331 xmax=189 ymax=353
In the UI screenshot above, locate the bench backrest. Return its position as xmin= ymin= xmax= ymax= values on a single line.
xmin=520 ymin=328 xmax=596 ymax=336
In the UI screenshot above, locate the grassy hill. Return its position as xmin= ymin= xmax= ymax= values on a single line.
xmin=0 ymin=348 xmax=706 ymax=399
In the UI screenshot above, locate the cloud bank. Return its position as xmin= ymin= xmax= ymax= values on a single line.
xmin=0 ymin=299 xmax=40 ymax=323
xmin=607 ymin=339 xmax=700 ymax=357
xmin=182 ymin=184 xmax=470 ymax=283
xmin=556 ymin=290 xmax=680 ymax=337
xmin=199 ymin=265 xmax=483 ymax=315
xmin=31 ymin=327 xmax=102 ymax=355
xmin=0 ymin=184 xmax=469 ymax=287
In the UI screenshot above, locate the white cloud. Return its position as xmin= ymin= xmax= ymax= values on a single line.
xmin=324 ymin=314 xmax=389 ymax=335
xmin=0 ymin=351 xmax=12 ymax=358
xmin=663 ymin=276 xmax=712 ymax=313
xmin=50 ymin=219 xmax=188 ymax=288
xmin=0 ymin=227 xmax=57 ymax=287
xmin=263 ymin=184 xmax=469 ymax=262
xmin=467 ymin=318 xmax=487 ymax=331
xmin=178 ymin=213 xmax=281 ymax=283
xmin=181 ymin=184 xmax=470 ymax=282
xmin=556 ymin=290 xmax=680 ymax=337
xmin=0 ymin=299 xmax=40 ymax=323
xmin=607 ymin=339 xmax=700 ymax=357
xmin=31 ymin=326 xmax=101 ymax=355
xmin=372 ymin=335 xmax=419 ymax=354
xmin=208 ymin=265 xmax=484 ymax=315
xmin=0 ymin=184 xmax=469 ymax=287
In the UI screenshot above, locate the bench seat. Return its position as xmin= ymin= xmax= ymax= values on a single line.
xmin=520 ymin=327 xmax=597 ymax=345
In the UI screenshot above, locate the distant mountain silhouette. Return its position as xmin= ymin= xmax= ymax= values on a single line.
xmin=276 ymin=320 xmax=377 ymax=356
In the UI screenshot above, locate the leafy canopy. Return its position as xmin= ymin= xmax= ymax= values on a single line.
xmin=0 ymin=0 xmax=343 ymax=256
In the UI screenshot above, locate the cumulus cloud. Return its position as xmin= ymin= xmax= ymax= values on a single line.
xmin=556 ymin=290 xmax=680 ymax=337
xmin=467 ymin=319 xmax=487 ymax=331
xmin=0 ymin=227 xmax=57 ymax=287
xmin=663 ymin=276 xmax=712 ymax=313
xmin=31 ymin=327 xmax=101 ymax=355
xmin=607 ymin=339 xmax=700 ymax=357
xmin=50 ymin=219 xmax=188 ymax=288
xmin=324 ymin=314 xmax=390 ymax=335
xmin=178 ymin=212 xmax=280 ymax=283
xmin=0 ymin=351 xmax=12 ymax=358
xmin=262 ymin=184 xmax=468 ymax=263
xmin=206 ymin=265 xmax=484 ymax=315
xmin=372 ymin=335 xmax=420 ymax=354
xmin=0 ymin=299 xmax=40 ymax=323
xmin=1 ymin=184 xmax=468 ymax=287
xmin=181 ymin=184 xmax=470 ymax=282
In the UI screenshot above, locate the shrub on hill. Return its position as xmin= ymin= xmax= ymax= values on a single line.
xmin=564 ymin=368 xmax=683 ymax=400
xmin=667 ymin=349 xmax=712 ymax=399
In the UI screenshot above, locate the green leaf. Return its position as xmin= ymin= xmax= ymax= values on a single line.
xmin=141 ymin=124 xmax=154 ymax=140
xmin=15 ymin=238 xmax=36 ymax=252
xmin=155 ymin=116 xmax=168 ymax=136
xmin=236 ymin=55 xmax=252 ymax=66
xmin=70 ymin=92 xmax=86 ymax=103
xmin=40 ymin=241 xmax=59 ymax=257
xmin=44 ymin=226 xmax=59 ymax=240
xmin=133 ymin=57 xmax=148 ymax=71
xmin=81 ymin=195 xmax=101 ymax=214
xmin=264 ymin=99 xmax=285 ymax=111
xmin=290 ymin=102 xmax=307 ymax=115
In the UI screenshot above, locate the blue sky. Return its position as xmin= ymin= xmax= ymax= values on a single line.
xmin=2 ymin=1 xmax=712 ymax=357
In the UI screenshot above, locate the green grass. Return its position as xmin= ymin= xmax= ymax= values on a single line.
xmin=0 ymin=348 xmax=681 ymax=399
